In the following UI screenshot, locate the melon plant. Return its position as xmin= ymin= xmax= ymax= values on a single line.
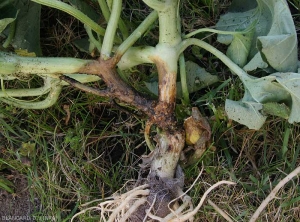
xmin=0 ymin=0 xmax=299 ymax=220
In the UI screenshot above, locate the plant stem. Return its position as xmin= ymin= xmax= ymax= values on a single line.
xmin=60 ymin=75 xmax=110 ymax=97
xmin=158 ymin=1 xmax=181 ymax=45
xmin=0 ymin=79 xmax=62 ymax=109
xmin=179 ymin=54 xmax=190 ymax=105
xmin=98 ymin=0 xmax=128 ymax=40
xmin=178 ymin=38 xmax=251 ymax=80
xmin=143 ymin=0 xmax=168 ymax=11
xmin=117 ymin=46 xmax=156 ymax=70
xmin=85 ymin=25 xmax=102 ymax=53
xmin=0 ymin=52 xmax=91 ymax=75
xmin=101 ymin=0 xmax=122 ymax=59
xmin=250 ymin=165 xmax=300 ymax=222
xmin=115 ymin=11 xmax=158 ymax=57
xmin=184 ymin=26 xmax=254 ymax=39
xmin=143 ymin=0 xmax=181 ymax=45
xmin=97 ymin=0 xmax=110 ymax=22
xmin=150 ymin=130 xmax=185 ymax=178
xmin=0 ymin=77 xmax=52 ymax=97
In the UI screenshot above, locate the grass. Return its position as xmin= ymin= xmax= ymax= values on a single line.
xmin=1 ymin=0 xmax=300 ymax=221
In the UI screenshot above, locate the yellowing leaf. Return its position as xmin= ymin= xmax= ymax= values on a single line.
xmin=14 ymin=49 xmax=36 ymax=57
xmin=19 ymin=142 xmax=35 ymax=157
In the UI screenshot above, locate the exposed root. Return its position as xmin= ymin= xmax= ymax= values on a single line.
xmin=249 ymin=165 xmax=300 ymax=222
xmin=71 ymin=184 xmax=150 ymax=222
xmin=207 ymin=199 xmax=234 ymax=222
xmin=71 ymin=173 xmax=235 ymax=222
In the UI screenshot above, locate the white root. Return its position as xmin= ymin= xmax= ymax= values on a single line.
xmin=163 ymin=167 xmax=205 ymax=222
xmin=249 ymin=165 xmax=300 ymax=222
xmin=149 ymin=180 xmax=235 ymax=222
xmin=71 ymin=206 xmax=102 ymax=222
xmin=207 ymin=199 xmax=234 ymax=222
xmin=143 ymin=194 xmax=157 ymax=222
xmin=107 ymin=189 xmax=150 ymax=222
xmin=120 ymin=198 xmax=148 ymax=222
xmin=71 ymin=170 xmax=236 ymax=222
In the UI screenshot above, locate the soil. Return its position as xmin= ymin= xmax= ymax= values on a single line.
xmin=0 ymin=171 xmax=40 ymax=222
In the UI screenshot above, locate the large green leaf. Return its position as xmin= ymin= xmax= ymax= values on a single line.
xmin=242 ymin=75 xmax=290 ymax=103
xmin=257 ymin=34 xmax=297 ymax=72
xmin=224 ymin=71 xmax=300 ymax=129
xmin=217 ymin=0 xmax=298 ymax=73
xmin=225 ymin=74 xmax=291 ymax=129
xmin=216 ymin=1 xmax=262 ymax=45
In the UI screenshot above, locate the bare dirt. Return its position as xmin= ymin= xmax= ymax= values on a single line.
xmin=0 ymin=170 xmax=39 ymax=222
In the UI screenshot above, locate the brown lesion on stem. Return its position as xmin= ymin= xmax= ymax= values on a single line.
xmin=63 ymin=55 xmax=178 ymax=130
xmin=150 ymin=58 xmax=177 ymax=130
xmin=64 ymin=57 xmax=156 ymax=119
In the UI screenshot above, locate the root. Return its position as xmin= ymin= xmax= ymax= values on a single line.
xmin=249 ymin=165 xmax=300 ymax=222
xmin=71 ymin=184 xmax=150 ymax=222
xmin=71 ymin=178 xmax=235 ymax=222
xmin=207 ymin=199 xmax=234 ymax=222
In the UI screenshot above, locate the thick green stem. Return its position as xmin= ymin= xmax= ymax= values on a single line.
xmin=98 ymin=0 xmax=128 ymax=39
xmin=150 ymin=130 xmax=185 ymax=179
xmin=101 ymin=0 xmax=122 ymax=59
xmin=159 ymin=1 xmax=181 ymax=45
xmin=0 ymin=52 xmax=91 ymax=75
xmin=117 ymin=46 xmax=156 ymax=70
xmin=143 ymin=0 xmax=181 ymax=45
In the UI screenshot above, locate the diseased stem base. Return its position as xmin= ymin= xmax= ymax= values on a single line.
xmin=129 ymin=129 xmax=186 ymax=220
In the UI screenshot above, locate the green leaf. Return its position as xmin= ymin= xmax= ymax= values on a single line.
xmin=243 ymin=52 xmax=268 ymax=71
xmin=226 ymin=28 xmax=255 ymax=67
xmin=145 ymin=61 xmax=218 ymax=97
xmin=249 ymin=174 xmax=259 ymax=184
xmin=73 ymin=38 xmax=91 ymax=53
xmin=272 ymin=72 xmax=300 ymax=123
xmin=19 ymin=142 xmax=36 ymax=157
xmin=225 ymin=99 xmax=266 ymax=130
xmin=281 ymin=196 xmax=300 ymax=208
xmin=225 ymin=71 xmax=300 ymax=128
xmin=11 ymin=0 xmax=42 ymax=55
xmin=225 ymin=74 xmax=291 ymax=129
xmin=0 ymin=2 xmax=18 ymax=34
xmin=182 ymin=61 xmax=219 ymax=94
xmin=216 ymin=0 xmax=298 ymax=72
xmin=262 ymin=102 xmax=290 ymax=119
xmin=216 ymin=1 xmax=260 ymax=45
xmin=242 ymin=75 xmax=290 ymax=103
xmin=258 ymin=34 xmax=297 ymax=72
